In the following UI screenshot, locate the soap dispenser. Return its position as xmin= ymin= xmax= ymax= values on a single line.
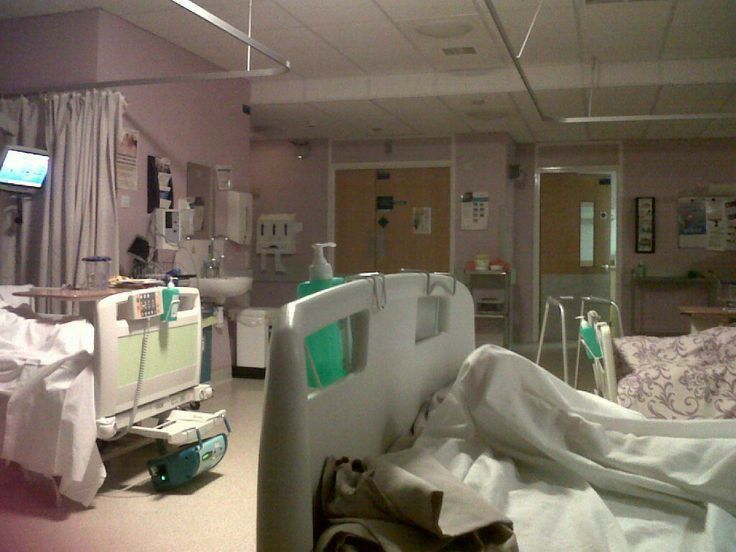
xmin=297 ymin=243 xmax=346 ymax=387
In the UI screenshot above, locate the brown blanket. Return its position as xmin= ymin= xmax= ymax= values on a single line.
xmin=316 ymin=447 xmax=518 ymax=551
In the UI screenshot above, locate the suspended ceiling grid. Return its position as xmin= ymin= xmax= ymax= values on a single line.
xmin=1 ymin=0 xmax=735 ymax=143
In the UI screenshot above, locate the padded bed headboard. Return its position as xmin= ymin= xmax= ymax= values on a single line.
xmin=257 ymin=272 xmax=475 ymax=551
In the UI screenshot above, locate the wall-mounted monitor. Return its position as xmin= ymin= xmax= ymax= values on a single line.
xmin=0 ymin=145 xmax=50 ymax=194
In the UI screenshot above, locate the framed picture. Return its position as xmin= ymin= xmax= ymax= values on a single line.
xmin=635 ymin=197 xmax=655 ymax=253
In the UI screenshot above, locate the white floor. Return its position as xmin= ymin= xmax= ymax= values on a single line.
xmin=0 ymin=378 xmax=265 ymax=552
xmin=0 ymin=337 xmax=594 ymax=551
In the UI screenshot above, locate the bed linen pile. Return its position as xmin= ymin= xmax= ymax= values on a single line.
xmin=0 ymin=301 xmax=104 ymax=506
xmin=331 ymin=345 xmax=736 ymax=551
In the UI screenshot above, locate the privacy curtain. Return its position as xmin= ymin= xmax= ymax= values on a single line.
xmin=0 ymin=97 xmax=45 ymax=284
xmin=0 ymin=90 xmax=125 ymax=291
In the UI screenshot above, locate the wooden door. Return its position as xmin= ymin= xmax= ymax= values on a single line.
xmin=539 ymin=172 xmax=613 ymax=336
xmin=335 ymin=167 xmax=450 ymax=275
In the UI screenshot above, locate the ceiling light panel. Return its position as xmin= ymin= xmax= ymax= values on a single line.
xmin=662 ymin=0 xmax=736 ymax=60
xmin=581 ymin=1 xmax=674 ymax=62
xmin=396 ymin=15 xmax=506 ymax=71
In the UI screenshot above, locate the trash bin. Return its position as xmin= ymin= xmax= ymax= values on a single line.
xmin=234 ymin=308 xmax=277 ymax=379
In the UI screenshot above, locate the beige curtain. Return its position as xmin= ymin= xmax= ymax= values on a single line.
xmin=0 ymin=90 xmax=125 ymax=294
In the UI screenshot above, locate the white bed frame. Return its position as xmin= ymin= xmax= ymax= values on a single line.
xmin=257 ymin=272 xmax=475 ymax=551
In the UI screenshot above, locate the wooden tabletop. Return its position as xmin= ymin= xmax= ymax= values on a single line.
xmin=14 ymin=287 xmax=125 ymax=301
xmin=679 ymin=305 xmax=736 ymax=318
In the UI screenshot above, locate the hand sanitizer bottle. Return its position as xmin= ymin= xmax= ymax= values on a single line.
xmin=297 ymin=243 xmax=346 ymax=388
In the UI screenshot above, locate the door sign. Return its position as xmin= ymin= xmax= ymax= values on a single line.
xmin=413 ymin=207 xmax=432 ymax=234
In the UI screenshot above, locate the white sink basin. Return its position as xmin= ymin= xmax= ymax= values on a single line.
xmin=197 ymin=276 xmax=253 ymax=305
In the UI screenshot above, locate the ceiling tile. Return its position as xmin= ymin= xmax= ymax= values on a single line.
xmin=644 ymin=120 xmax=710 ymax=139
xmin=314 ymin=100 xmax=416 ymax=136
xmin=0 ymin=0 xmax=85 ymax=18
xmin=395 ymin=15 xmax=506 ymax=72
xmin=654 ymin=84 xmax=736 ymax=114
xmin=374 ymin=0 xmax=479 ymax=21
xmin=663 ymin=0 xmax=736 ymax=60
xmin=373 ymin=96 xmax=473 ymax=135
xmin=311 ymin=21 xmax=432 ymax=75
xmin=580 ymin=1 xmax=673 ymax=62
xmin=701 ymin=119 xmax=736 ymax=138
xmin=587 ymin=121 xmax=648 ymax=141
xmin=251 ymin=27 xmax=365 ymax=77
xmin=589 ymin=86 xmax=659 ymax=117
xmin=492 ymin=0 xmax=579 ymax=65
xmin=272 ymin=0 xmax=387 ymax=27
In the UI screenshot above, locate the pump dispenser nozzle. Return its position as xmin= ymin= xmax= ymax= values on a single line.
xmin=309 ymin=242 xmax=336 ymax=281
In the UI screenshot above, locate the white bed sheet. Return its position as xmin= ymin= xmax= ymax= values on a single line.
xmin=0 ymin=301 xmax=104 ymax=506
xmin=411 ymin=345 xmax=736 ymax=551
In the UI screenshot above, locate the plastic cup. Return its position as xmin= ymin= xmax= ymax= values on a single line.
xmin=82 ymin=256 xmax=111 ymax=289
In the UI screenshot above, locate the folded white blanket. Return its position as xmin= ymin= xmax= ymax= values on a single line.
xmin=412 ymin=345 xmax=736 ymax=551
xmin=0 ymin=305 xmax=104 ymax=506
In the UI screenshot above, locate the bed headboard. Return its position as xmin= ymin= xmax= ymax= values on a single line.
xmin=257 ymin=272 xmax=475 ymax=551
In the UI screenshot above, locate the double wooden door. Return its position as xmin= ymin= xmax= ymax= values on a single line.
xmin=335 ymin=167 xmax=450 ymax=275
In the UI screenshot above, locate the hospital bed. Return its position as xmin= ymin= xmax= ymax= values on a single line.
xmin=0 ymin=285 xmax=226 ymax=505
xmin=257 ymin=272 xmax=736 ymax=551
xmin=584 ymin=313 xmax=736 ymax=419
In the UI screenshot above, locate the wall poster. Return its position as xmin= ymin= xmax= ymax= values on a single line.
xmin=678 ymin=196 xmax=736 ymax=250
xmin=116 ymin=129 xmax=138 ymax=190
xmin=635 ymin=197 xmax=655 ymax=253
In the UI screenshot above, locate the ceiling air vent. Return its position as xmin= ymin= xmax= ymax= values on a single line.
xmin=442 ymin=46 xmax=477 ymax=57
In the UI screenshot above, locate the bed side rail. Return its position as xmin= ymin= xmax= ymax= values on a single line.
xmin=257 ymin=273 xmax=474 ymax=551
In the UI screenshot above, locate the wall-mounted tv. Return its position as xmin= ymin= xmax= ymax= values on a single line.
xmin=0 ymin=145 xmax=50 ymax=194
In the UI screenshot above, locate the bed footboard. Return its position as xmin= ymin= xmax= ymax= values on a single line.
xmin=257 ymin=272 xmax=475 ymax=551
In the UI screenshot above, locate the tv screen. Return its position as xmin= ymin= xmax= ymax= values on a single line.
xmin=0 ymin=145 xmax=50 ymax=194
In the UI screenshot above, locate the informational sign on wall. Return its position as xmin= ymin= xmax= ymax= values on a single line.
xmin=116 ymin=129 xmax=138 ymax=190
xmin=678 ymin=196 xmax=736 ymax=250
xmin=412 ymin=207 xmax=431 ymax=234
xmin=460 ymin=191 xmax=489 ymax=230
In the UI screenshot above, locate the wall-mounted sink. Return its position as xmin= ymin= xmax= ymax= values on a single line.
xmin=197 ymin=276 xmax=253 ymax=305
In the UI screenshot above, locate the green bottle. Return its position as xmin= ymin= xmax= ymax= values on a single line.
xmin=297 ymin=242 xmax=346 ymax=388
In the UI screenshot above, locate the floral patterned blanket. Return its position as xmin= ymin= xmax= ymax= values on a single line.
xmin=614 ymin=326 xmax=736 ymax=419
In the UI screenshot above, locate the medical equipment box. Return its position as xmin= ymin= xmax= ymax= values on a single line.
xmin=148 ymin=433 xmax=228 ymax=490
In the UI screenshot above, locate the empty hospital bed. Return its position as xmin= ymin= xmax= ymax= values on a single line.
xmin=0 ymin=285 xmax=227 ymax=505
xmin=257 ymin=272 xmax=736 ymax=551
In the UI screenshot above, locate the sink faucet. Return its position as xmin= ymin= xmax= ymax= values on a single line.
xmin=204 ymin=235 xmax=228 ymax=278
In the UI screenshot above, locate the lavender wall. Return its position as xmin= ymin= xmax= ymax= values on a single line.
xmin=621 ymin=139 xmax=736 ymax=334
xmin=249 ymin=135 xmax=515 ymax=310
xmin=95 ymin=10 xmax=251 ymax=275
xmin=1 ymin=9 xmax=253 ymax=374
xmin=513 ymin=138 xmax=736 ymax=342
xmin=0 ymin=9 xmax=252 ymax=276
xmin=0 ymin=11 xmax=99 ymax=93
xmin=332 ymin=138 xmax=451 ymax=164
xmin=248 ymin=139 xmax=329 ymax=307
